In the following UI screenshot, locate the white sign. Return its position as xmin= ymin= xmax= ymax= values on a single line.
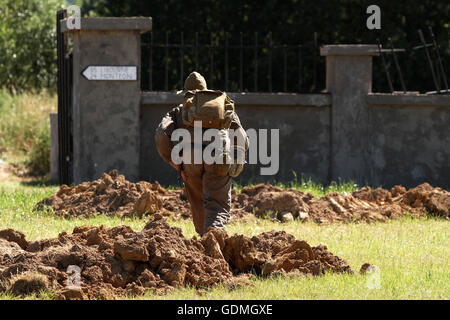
xmin=81 ymin=66 xmax=137 ymax=81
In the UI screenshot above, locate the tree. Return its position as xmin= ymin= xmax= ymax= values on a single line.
xmin=0 ymin=0 xmax=65 ymax=92
xmin=79 ymin=0 xmax=449 ymax=93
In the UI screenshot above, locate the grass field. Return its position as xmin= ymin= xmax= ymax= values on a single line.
xmin=0 ymin=181 xmax=448 ymax=300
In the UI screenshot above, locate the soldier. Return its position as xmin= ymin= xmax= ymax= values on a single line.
xmin=155 ymin=71 xmax=248 ymax=235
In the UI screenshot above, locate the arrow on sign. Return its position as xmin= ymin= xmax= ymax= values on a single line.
xmin=81 ymin=66 xmax=137 ymax=81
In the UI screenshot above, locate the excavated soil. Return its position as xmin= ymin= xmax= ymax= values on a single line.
xmin=0 ymin=215 xmax=352 ymax=299
xmin=36 ymin=170 xmax=449 ymax=223
xmin=35 ymin=170 xmax=189 ymax=219
xmin=234 ymin=182 xmax=449 ymax=223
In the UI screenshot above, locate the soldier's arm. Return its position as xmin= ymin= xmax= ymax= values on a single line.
xmin=227 ymin=112 xmax=248 ymax=177
xmin=230 ymin=112 xmax=249 ymax=152
xmin=155 ymin=105 xmax=182 ymax=164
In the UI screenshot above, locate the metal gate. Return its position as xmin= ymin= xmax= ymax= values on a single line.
xmin=56 ymin=10 xmax=73 ymax=185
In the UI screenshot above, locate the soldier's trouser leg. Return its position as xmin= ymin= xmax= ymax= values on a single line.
xmin=202 ymin=165 xmax=232 ymax=235
xmin=182 ymin=163 xmax=205 ymax=235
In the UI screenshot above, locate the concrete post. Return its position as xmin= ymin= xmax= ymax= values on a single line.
xmin=321 ymin=45 xmax=379 ymax=184
xmin=62 ymin=18 xmax=152 ymax=184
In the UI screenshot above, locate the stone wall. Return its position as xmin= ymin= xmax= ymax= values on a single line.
xmin=57 ymin=19 xmax=450 ymax=189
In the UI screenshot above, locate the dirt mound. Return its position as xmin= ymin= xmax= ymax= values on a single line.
xmin=35 ymin=170 xmax=188 ymax=218
xmin=0 ymin=216 xmax=352 ymax=299
xmin=35 ymin=170 xmax=448 ymax=223
xmin=9 ymin=273 xmax=50 ymax=296
xmin=234 ymin=183 xmax=449 ymax=223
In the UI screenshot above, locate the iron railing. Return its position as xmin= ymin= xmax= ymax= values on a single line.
xmin=141 ymin=32 xmax=324 ymax=93
xmin=375 ymin=27 xmax=449 ymax=94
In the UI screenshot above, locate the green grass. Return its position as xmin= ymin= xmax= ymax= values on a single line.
xmin=0 ymin=182 xmax=448 ymax=300
xmin=0 ymin=89 xmax=56 ymax=176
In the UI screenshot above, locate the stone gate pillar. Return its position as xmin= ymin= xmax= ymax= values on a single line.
xmin=61 ymin=17 xmax=152 ymax=184
xmin=321 ymin=45 xmax=378 ymax=184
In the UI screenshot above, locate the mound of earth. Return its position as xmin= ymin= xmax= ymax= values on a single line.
xmin=233 ymin=183 xmax=449 ymax=223
xmin=35 ymin=170 xmax=448 ymax=223
xmin=35 ymin=170 xmax=188 ymax=219
xmin=0 ymin=215 xmax=352 ymax=299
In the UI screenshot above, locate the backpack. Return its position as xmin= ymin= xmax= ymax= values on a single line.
xmin=182 ymin=89 xmax=235 ymax=129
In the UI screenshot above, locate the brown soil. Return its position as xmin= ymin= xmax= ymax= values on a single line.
xmin=233 ymin=182 xmax=449 ymax=223
xmin=36 ymin=170 xmax=449 ymax=223
xmin=35 ymin=170 xmax=189 ymax=219
xmin=0 ymin=215 xmax=351 ymax=299
xmin=9 ymin=273 xmax=50 ymax=297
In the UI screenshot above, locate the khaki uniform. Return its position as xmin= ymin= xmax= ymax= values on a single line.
xmin=155 ymin=105 xmax=248 ymax=235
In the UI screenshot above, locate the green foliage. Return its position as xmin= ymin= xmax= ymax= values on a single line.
xmin=0 ymin=0 xmax=448 ymax=92
xmin=1 ymin=0 xmax=447 ymax=92
xmin=80 ymin=0 xmax=449 ymax=93
xmin=0 ymin=89 xmax=56 ymax=176
xmin=0 ymin=0 xmax=65 ymax=92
